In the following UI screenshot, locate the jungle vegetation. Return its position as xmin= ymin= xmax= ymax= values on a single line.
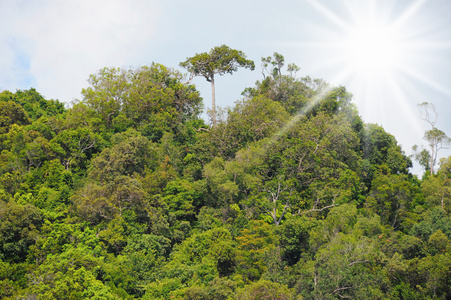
xmin=1 ymin=50 xmax=451 ymax=300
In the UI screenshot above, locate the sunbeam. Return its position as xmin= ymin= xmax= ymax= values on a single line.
xmin=399 ymin=65 xmax=451 ymax=98
xmin=265 ymin=84 xmax=335 ymax=149
xmin=298 ymin=0 xmax=451 ymax=174
xmin=301 ymin=0 xmax=450 ymax=104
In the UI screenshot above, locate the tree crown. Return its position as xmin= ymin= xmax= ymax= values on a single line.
xmin=180 ymin=45 xmax=255 ymax=82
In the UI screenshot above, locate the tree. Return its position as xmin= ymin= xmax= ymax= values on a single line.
xmin=261 ymin=52 xmax=286 ymax=79
xmin=366 ymin=172 xmax=420 ymax=230
xmin=305 ymin=233 xmax=380 ymax=299
xmin=256 ymin=178 xmax=296 ymax=226
xmin=25 ymin=244 xmax=120 ymax=299
xmin=413 ymin=102 xmax=451 ymax=175
xmin=0 ymin=201 xmax=43 ymax=263
xmin=279 ymin=216 xmax=317 ymax=266
xmin=80 ymin=64 xmax=203 ymax=138
xmin=0 ymin=89 xmax=65 ymax=121
xmin=421 ymin=157 xmax=451 ymax=211
xmin=236 ymin=220 xmax=277 ymax=281
xmin=193 ymin=95 xmax=288 ymax=162
xmin=72 ymin=133 xmax=153 ymax=223
xmin=0 ymin=100 xmax=30 ymax=133
xmin=180 ymin=45 xmax=255 ymax=125
xmin=236 ymin=280 xmax=295 ymax=300
xmin=363 ymin=124 xmax=411 ymax=172
xmin=423 ymin=128 xmax=450 ymax=175
xmin=51 ymin=127 xmax=100 ymax=172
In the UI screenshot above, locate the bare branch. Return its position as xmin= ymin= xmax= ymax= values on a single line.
xmin=348 ymin=259 xmax=370 ymax=267
xmin=333 ymin=285 xmax=358 ymax=298
xmin=196 ymin=127 xmax=210 ymax=132
xmin=418 ymin=102 xmax=438 ymax=127
xmin=301 ymin=200 xmax=338 ymax=215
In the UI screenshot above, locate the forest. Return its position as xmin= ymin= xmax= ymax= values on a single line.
xmin=1 ymin=48 xmax=451 ymax=300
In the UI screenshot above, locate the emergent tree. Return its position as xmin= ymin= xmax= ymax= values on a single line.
xmin=180 ymin=45 xmax=254 ymax=125
xmin=413 ymin=102 xmax=451 ymax=175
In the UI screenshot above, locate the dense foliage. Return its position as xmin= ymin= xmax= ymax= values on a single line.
xmin=1 ymin=55 xmax=450 ymax=300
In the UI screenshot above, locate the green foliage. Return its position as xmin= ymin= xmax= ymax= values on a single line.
xmin=180 ymin=45 xmax=255 ymax=82
xmin=421 ymin=156 xmax=451 ymax=211
xmin=196 ymin=95 xmax=289 ymax=159
xmin=361 ymin=124 xmax=412 ymax=189
xmin=279 ymin=216 xmax=317 ymax=266
xmin=244 ymin=53 xmax=318 ymax=115
xmin=80 ymin=64 xmax=203 ymax=139
xmin=52 ymin=127 xmax=101 ymax=173
xmin=0 ymin=201 xmax=43 ymax=263
xmin=25 ymin=245 xmax=120 ymax=299
xmin=72 ymin=175 xmax=147 ymax=224
xmin=236 ymin=279 xmax=296 ymax=300
xmin=410 ymin=207 xmax=451 ymax=241
xmin=180 ymin=44 xmax=254 ymax=125
xmin=3 ymin=58 xmax=450 ymax=299
xmin=236 ymin=220 xmax=277 ymax=281
xmin=366 ymin=172 xmax=421 ymax=230
xmin=89 ymin=132 xmax=154 ymax=182
xmin=163 ymin=179 xmax=200 ymax=221
xmin=0 ymin=88 xmax=65 ymax=121
xmin=148 ymin=227 xmax=236 ymax=297
xmin=0 ymin=100 xmax=30 ymax=134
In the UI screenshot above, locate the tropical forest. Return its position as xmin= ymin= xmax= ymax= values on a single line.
xmin=1 ymin=47 xmax=451 ymax=299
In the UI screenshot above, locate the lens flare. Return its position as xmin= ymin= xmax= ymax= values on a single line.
xmin=265 ymin=85 xmax=334 ymax=149
xmin=296 ymin=0 xmax=451 ymax=174
xmin=342 ymin=21 xmax=402 ymax=76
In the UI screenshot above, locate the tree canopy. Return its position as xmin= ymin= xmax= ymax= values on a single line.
xmin=1 ymin=51 xmax=450 ymax=300
xmin=180 ymin=45 xmax=255 ymax=125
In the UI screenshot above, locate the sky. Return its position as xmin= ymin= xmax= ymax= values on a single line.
xmin=1 ymin=0 xmax=451 ymax=174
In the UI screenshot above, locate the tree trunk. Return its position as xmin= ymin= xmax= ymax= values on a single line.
xmin=430 ymin=153 xmax=434 ymax=176
xmin=211 ymin=74 xmax=216 ymax=126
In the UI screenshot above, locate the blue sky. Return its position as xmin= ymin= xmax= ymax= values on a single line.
xmin=1 ymin=0 xmax=451 ymax=174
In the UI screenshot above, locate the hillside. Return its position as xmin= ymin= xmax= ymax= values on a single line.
xmin=1 ymin=56 xmax=451 ymax=300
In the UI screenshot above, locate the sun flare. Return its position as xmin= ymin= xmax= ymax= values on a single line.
xmin=302 ymin=0 xmax=425 ymax=92
xmin=300 ymin=0 xmax=451 ymax=173
xmin=301 ymin=0 xmax=451 ymax=117
xmin=342 ymin=20 xmax=403 ymax=77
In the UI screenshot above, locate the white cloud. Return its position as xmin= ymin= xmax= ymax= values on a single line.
xmin=0 ymin=0 xmax=161 ymax=103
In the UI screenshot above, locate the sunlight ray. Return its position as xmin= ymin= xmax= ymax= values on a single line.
xmin=385 ymin=73 xmax=425 ymax=139
xmin=293 ymin=0 xmax=450 ymax=177
xmin=399 ymin=65 xmax=451 ymax=98
xmin=407 ymin=41 xmax=451 ymax=50
xmin=265 ymin=84 xmax=334 ymax=149
xmin=304 ymin=0 xmax=349 ymax=31
xmin=392 ymin=0 xmax=427 ymax=29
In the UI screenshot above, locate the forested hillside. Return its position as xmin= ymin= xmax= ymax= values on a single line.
xmin=1 ymin=54 xmax=451 ymax=300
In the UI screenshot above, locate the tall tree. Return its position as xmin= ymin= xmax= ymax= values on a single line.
xmin=180 ymin=45 xmax=254 ymax=125
xmin=413 ymin=102 xmax=451 ymax=175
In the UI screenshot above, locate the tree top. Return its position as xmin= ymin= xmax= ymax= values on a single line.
xmin=180 ymin=45 xmax=255 ymax=82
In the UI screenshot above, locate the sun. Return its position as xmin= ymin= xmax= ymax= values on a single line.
xmin=301 ymin=0 xmax=451 ymax=109
xmin=301 ymin=0 xmax=438 ymax=108
xmin=300 ymin=0 xmax=451 ymax=175
xmin=341 ymin=19 xmax=403 ymax=78
xmin=301 ymin=0 xmax=422 ymax=92
xmin=330 ymin=2 xmax=414 ymax=86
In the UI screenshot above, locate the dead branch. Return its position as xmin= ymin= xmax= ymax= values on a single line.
xmin=196 ymin=127 xmax=210 ymax=132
